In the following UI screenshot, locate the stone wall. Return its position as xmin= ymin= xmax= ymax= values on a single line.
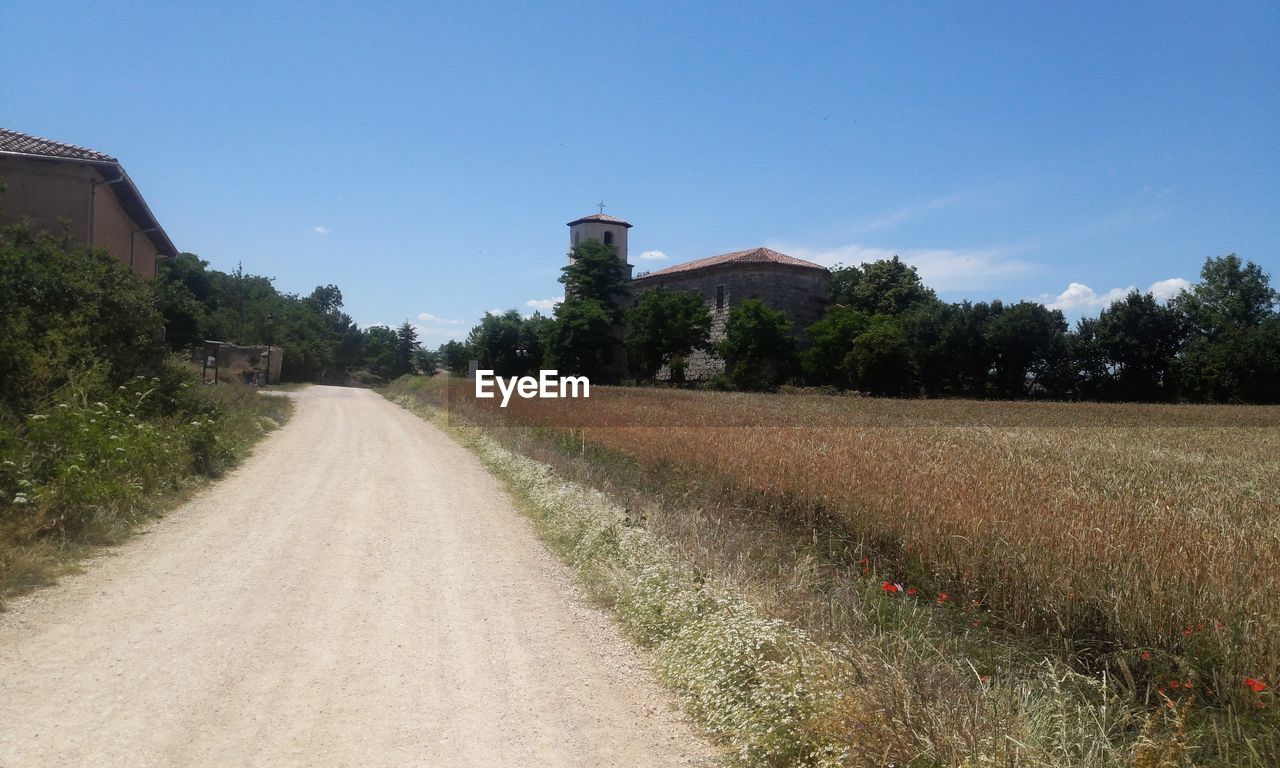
xmin=632 ymin=263 xmax=829 ymax=381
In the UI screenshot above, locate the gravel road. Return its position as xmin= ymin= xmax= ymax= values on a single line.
xmin=0 ymin=386 xmax=714 ymax=767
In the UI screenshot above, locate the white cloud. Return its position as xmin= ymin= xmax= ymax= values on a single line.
xmin=1035 ymin=277 xmax=1190 ymax=313
xmin=417 ymin=312 xmax=461 ymax=325
xmin=1148 ymin=277 xmax=1192 ymax=302
xmin=638 ymin=250 xmax=669 ymax=261
xmin=487 ymin=308 xmax=504 ymax=316
xmin=770 ymin=241 xmax=1035 ymax=293
xmin=1038 ymin=282 xmax=1134 ymax=312
xmin=313 ymin=226 xmax=330 ymax=236
xmin=525 ymin=296 xmax=562 ymax=312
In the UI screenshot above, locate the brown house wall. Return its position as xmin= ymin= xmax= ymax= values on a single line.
xmin=0 ymin=154 xmax=160 ymax=277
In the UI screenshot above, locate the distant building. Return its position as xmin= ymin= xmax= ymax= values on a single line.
xmin=0 ymin=128 xmax=177 ymax=277
xmin=567 ymin=211 xmax=829 ymax=379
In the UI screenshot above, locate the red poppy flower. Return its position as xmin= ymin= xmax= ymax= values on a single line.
xmin=1140 ymin=651 xmax=1152 ymax=661
xmin=1183 ymin=681 xmax=1193 ymax=689
xmin=1181 ymin=628 xmax=1194 ymax=638
xmin=882 ymin=582 xmax=900 ymax=594
xmin=937 ymin=592 xmax=949 ymax=604
xmin=1245 ymin=677 xmax=1268 ymax=693
xmin=1170 ymin=679 xmax=1180 ymax=688
xmin=906 ymin=587 xmax=919 ymax=597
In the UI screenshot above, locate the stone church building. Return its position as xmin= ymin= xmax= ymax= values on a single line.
xmin=567 ymin=212 xmax=830 ymax=379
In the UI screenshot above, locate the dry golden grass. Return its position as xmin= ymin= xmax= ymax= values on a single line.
xmin=396 ymin=377 xmax=1279 ymax=764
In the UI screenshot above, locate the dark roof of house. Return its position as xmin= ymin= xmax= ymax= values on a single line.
xmin=0 ymin=128 xmax=177 ymax=257
xmin=0 ymin=128 xmax=119 ymax=163
xmin=566 ymin=213 xmax=633 ymax=228
xmin=633 ymin=247 xmax=828 ymax=281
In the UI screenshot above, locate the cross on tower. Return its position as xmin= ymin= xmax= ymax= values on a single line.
xmin=596 ymin=200 xmax=606 ymax=214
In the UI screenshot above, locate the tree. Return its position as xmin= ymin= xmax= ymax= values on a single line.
xmin=543 ymin=299 xmax=617 ymax=381
xmin=547 ymin=240 xmax=631 ymax=381
xmin=467 ymin=310 xmax=543 ymax=377
xmin=984 ymin=301 xmax=1070 ymax=398
xmin=843 ymin=257 xmax=936 ymax=316
xmin=362 ymin=326 xmax=401 ymax=380
xmin=1067 ymin=316 xmax=1110 ymax=400
xmin=438 ymin=340 xmax=473 ymax=376
xmin=154 ymin=253 xmax=213 ymax=350
xmin=845 ymin=315 xmax=913 ymax=395
xmin=1091 ymin=290 xmax=1187 ymax=401
xmin=1175 ymin=255 xmax=1279 ymax=402
xmin=560 ymin=240 xmax=630 ymax=318
xmin=395 ymin=321 xmax=420 ymax=378
xmin=1178 ymin=254 xmax=1275 ymax=335
xmin=826 ymin=264 xmax=863 ymax=306
xmin=624 ymin=288 xmax=713 ymax=381
xmin=802 ymin=307 xmax=870 ymax=386
xmin=718 ymin=299 xmax=798 ymax=390
xmin=414 ymin=346 xmax=439 ymax=375
xmin=0 ymin=225 xmax=165 ymax=416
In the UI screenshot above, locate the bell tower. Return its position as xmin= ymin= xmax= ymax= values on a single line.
xmin=567 ymin=204 xmax=633 ymax=280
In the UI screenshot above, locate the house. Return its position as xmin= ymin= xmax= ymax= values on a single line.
xmin=567 ymin=211 xmax=830 ymax=379
xmin=0 ymin=128 xmax=177 ymax=277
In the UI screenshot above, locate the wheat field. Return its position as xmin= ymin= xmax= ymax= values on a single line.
xmin=399 ymin=377 xmax=1280 ymax=763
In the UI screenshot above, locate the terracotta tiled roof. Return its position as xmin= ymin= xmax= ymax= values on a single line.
xmin=0 ymin=128 xmax=118 ymax=163
xmin=0 ymin=127 xmax=177 ymax=257
xmin=634 ymin=247 xmax=827 ymax=280
xmin=566 ymin=213 xmax=633 ymax=228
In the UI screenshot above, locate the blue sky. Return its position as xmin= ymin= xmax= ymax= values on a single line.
xmin=4 ymin=1 xmax=1277 ymax=343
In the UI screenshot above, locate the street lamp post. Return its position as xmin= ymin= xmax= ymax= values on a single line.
xmin=265 ymin=313 xmax=275 ymax=386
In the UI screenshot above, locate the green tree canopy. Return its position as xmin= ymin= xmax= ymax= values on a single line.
xmin=718 ymin=299 xmax=798 ymax=390
xmin=983 ymin=301 xmax=1070 ymax=398
xmin=1176 ymin=255 xmax=1279 ymax=402
xmin=0 ymin=226 xmax=164 ymax=416
xmin=467 ymin=310 xmax=544 ymax=377
xmin=846 ymin=315 xmax=913 ymax=395
xmin=834 ymin=257 xmax=937 ymax=316
xmin=624 ymin=288 xmax=713 ymax=382
xmin=1092 ymin=290 xmax=1187 ymax=401
xmin=544 ymin=298 xmax=620 ymax=382
xmin=560 ymin=240 xmax=631 ymax=318
xmin=802 ymin=307 xmax=870 ymax=386
xmin=547 ymin=240 xmax=631 ymax=381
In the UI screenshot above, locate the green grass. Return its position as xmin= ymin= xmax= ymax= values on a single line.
xmin=0 ymin=363 xmax=292 ymax=603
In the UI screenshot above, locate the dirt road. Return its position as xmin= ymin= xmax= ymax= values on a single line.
xmin=0 ymin=386 xmax=713 ymax=767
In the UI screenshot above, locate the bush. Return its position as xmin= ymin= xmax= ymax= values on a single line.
xmin=0 ymin=359 xmax=290 ymax=599
xmin=0 ymin=225 xmax=164 ymax=418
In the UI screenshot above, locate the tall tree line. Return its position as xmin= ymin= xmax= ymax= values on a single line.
xmin=155 ymin=253 xmax=425 ymax=382
xmin=457 ymin=245 xmax=1278 ymax=404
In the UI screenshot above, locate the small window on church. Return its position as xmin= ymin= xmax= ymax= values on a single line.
xmin=716 ymin=285 xmax=725 ymax=310
xmin=603 ymin=231 xmax=614 ymax=246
